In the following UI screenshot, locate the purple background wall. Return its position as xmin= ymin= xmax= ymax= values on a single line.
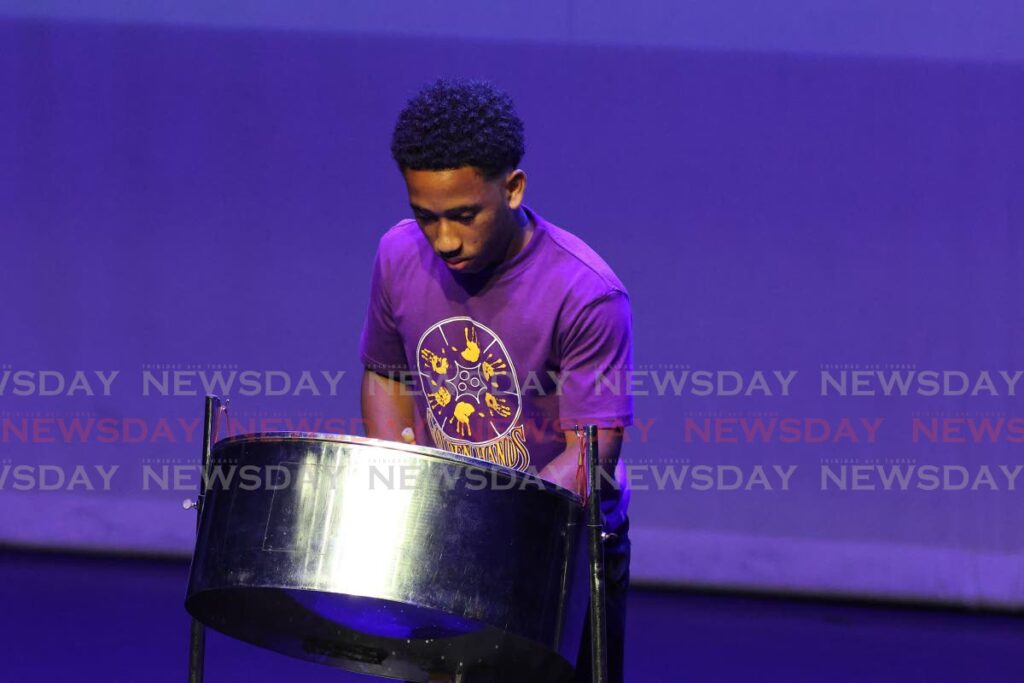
xmin=1 ymin=4 xmax=1022 ymax=607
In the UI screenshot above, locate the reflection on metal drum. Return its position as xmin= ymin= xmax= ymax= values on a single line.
xmin=185 ymin=432 xmax=588 ymax=682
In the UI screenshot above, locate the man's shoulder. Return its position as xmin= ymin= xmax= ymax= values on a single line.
xmin=373 ymin=218 xmax=430 ymax=276
xmin=378 ymin=218 xmax=422 ymax=253
xmin=535 ymin=213 xmax=629 ymax=299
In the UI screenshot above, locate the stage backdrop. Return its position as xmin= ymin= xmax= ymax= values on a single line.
xmin=1 ymin=3 xmax=1022 ymax=608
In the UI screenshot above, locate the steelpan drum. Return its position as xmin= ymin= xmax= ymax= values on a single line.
xmin=185 ymin=432 xmax=589 ymax=682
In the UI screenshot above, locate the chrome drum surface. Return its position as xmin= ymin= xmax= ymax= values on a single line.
xmin=185 ymin=432 xmax=588 ymax=682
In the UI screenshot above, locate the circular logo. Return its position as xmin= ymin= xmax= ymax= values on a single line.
xmin=415 ymin=317 xmax=522 ymax=444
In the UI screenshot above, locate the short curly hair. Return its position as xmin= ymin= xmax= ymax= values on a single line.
xmin=390 ymin=79 xmax=525 ymax=179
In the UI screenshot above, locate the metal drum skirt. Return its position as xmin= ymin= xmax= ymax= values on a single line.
xmin=185 ymin=432 xmax=589 ymax=682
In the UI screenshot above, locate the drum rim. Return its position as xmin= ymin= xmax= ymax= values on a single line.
xmin=212 ymin=431 xmax=582 ymax=503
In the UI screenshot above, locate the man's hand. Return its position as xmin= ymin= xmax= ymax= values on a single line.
xmin=538 ymin=453 xmax=583 ymax=494
xmin=361 ymin=369 xmax=416 ymax=442
xmin=538 ymin=427 xmax=624 ymax=496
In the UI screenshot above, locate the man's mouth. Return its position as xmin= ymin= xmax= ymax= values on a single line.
xmin=444 ymin=258 xmax=471 ymax=271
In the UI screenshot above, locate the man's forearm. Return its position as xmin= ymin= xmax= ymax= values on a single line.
xmin=360 ymin=369 xmax=416 ymax=442
xmin=537 ymin=445 xmax=585 ymax=494
xmin=538 ymin=427 xmax=624 ymax=495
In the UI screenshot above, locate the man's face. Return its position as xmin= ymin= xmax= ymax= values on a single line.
xmin=403 ymin=166 xmax=523 ymax=275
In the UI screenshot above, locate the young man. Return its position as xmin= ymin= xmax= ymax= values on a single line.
xmin=359 ymin=79 xmax=633 ymax=682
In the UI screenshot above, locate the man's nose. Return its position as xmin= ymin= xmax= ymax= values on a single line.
xmin=434 ymin=220 xmax=462 ymax=257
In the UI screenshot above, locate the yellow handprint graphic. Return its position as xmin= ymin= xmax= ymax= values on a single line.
xmin=482 ymin=357 xmax=507 ymax=381
xmin=428 ymin=386 xmax=452 ymax=410
xmin=460 ymin=326 xmax=480 ymax=363
xmin=452 ymin=401 xmax=475 ymax=437
xmin=421 ymin=348 xmax=449 ymax=375
xmin=484 ymin=392 xmax=511 ymax=418
xmin=418 ymin=318 xmax=525 ymax=448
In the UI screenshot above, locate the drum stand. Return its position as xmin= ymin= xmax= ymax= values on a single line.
xmin=582 ymin=424 xmax=609 ymax=683
xmin=186 ymin=395 xmax=222 ymax=683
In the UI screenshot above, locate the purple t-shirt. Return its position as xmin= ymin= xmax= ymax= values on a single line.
xmin=360 ymin=206 xmax=633 ymax=528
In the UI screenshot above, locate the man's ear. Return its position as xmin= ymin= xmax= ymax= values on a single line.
xmin=504 ymin=169 xmax=527 ymax=210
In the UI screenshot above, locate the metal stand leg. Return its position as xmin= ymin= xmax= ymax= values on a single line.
xmin=188 ymin=395 xmax=222 ymax=683
xmin=584 ymin=424 xmax=608 ymax=683
xmin=187 ymin=617 xmax=205 ymax=683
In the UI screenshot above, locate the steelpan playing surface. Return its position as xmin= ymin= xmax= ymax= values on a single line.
xmin=185 ymin=432 xmax=589 ymax=682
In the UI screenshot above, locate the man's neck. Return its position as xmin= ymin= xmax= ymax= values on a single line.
xmin=503 ymin=206 xmax=534 ymax=262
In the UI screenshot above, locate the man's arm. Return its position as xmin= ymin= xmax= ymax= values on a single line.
xmin=538 ymin=427 xmax=624 ymax=495
xmin=544 ymin=290 xmax=632 ymax=496
xmin=360 ymin=368 xmax=416 ymax=442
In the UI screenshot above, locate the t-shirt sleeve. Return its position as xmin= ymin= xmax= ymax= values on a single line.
xmin=359 ymin=243 xmax=409 ymax=374
xmin=557 ymin=290 xmax=634 ymax=430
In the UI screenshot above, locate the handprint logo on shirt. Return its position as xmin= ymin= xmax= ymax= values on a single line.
xmin=427 ymin=385 xmax=452 ymax=410
xmin=415 ymin=316 xmax=523 ymax=445
xmin=421 ymin=348 xmax=449 ymax=375
xmin=452 ymin=401 xmax=476 ymax=437
xmin=460 ymin=326 xmax=480 ymax=363
xmin=484 ymin=392 xmax=511 ymax=418
xmin=482 ymin=357 xmax=507 ymax=383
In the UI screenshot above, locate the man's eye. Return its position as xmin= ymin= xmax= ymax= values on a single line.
xmin=454 ymin=214 xmax=477 ymax=224
xmin=415 ymin=214 xmax=436 ymax=224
